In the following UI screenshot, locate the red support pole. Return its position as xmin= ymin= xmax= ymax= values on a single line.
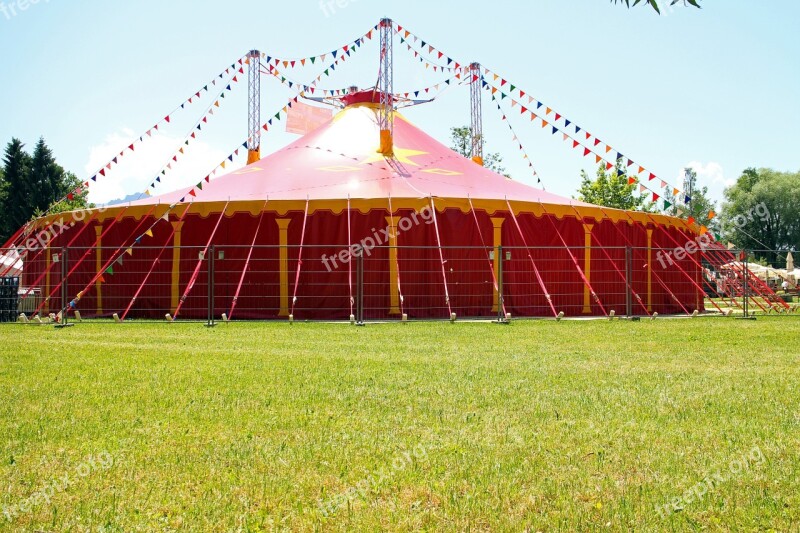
xmin=121 ymin=204 xmax=193 ymax=321
xmin=429 ymin=197 xmax=453 ymax=318
xmin=598 ymin=207 xmax=690 ymax=316
xmin=540 ymin=202 xmax=608 ymax=316
xmin=289 ymin=198 xmax=310 ymax=318
xmin=173 ymin=202 xmax=230 ymax=320
xmin=505 ymin=199 xmax=558 ymax=318
xmin=570 ymin=206 xmax=650 ymax=316
xmin=227 ymin=200 xmax=270 ymax=320
xmin=468 ymin=196 xmax=506 ymax=317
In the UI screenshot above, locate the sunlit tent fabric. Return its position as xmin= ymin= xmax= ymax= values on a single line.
xmin=22 ymin=91 xmax=704 ymax=320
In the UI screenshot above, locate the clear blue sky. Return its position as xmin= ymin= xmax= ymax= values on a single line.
xmin=1 ymin=0 xmax=798 ymax=205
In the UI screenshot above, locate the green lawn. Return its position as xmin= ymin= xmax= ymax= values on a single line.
xmin=1 ymin=318 xmax=799 ymax=531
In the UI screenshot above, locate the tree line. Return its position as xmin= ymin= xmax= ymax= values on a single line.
xmin=577 ymin=163 xmax=799 ymax=262
xmin=0 ymin=138 xmax=90 ymax=245
xmin=451 ymin=125 xmax=797 ymax=261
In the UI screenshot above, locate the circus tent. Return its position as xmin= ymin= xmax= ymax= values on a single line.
xmin=15 ymin=90 xmax=706 ymax=321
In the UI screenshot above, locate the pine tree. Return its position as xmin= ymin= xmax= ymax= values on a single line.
xmin=30 ymin=137 xmax=62 ymax=215
xmin=0 ymin=139 xmax=33 ymax=242
xmin=0 ymin=167 xmax=7 ymax=245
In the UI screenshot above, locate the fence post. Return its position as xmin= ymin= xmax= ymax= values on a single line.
xmin=356 ymin=249 xmax=365 ymax=325
xmin=742 ymin=250 xmax=749 ymax=318
xmin=206 ymin=245 xmax=216 ymax=327
xmin=625 ymin=246 xmax=633 ymax=318
xmin=497 ymin=245 xmax=505 ymax=322
xmin=61 ymin=247 xmax=69 ymax=325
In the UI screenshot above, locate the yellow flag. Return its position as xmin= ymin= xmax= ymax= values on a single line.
xmin=126 ymin=248 xmax=133 ymax=256
xmin=145 ymin=229 xmax=154 ymax=238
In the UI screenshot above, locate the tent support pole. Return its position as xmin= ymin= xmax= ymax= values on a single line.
xmin=228 ymin=200 xmax=269 ymax=321
xmin=173 ymin=201 xmax=230 ymax=320
xmin=539 ymin=202 xmax=608 ymax=317
xmin=598 ymin=207 xmax=690 ymax=316
xmin=429 ymin=197 xmax=453 ymax=318
xmin=121 ymin=204 xmax=192 ymax=321
xmin=289 ymin=198 xmax=310 ymax=318
xmin=505 ymin=199 xmax=558 ymax=318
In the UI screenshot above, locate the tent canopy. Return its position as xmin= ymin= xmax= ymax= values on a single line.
xmin=136 ymin=94 xmax=595 ymax=207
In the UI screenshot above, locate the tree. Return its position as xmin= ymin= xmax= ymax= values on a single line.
xmin=0 ymin=167 xmax=6 ymax=245
xmin=611 ymin=0 xmax=701 ymax=14
xmin=449 ymin=126 xmax=510 ymax=178
xmin=661 ymin=168 xmax=718 ymax=233
xmin=0 ymin=137 xmax=90 ymax=244
xmin=720 ymin=168 xmax=800 ymax=263
xmin=1 ymin=139 xmax=33 ymax=242
xmin=576 ymin=162 xmax=652 ymax=211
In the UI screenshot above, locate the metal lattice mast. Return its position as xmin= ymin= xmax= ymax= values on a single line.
xmin=377 ymin=18 xmax=394 ymax=157
xmin=469 ymin=62 xmax=484 ymax=166
xmin=247 ymin=49 xmax=262 ymax=164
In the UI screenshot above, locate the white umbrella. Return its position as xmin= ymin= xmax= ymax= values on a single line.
xmin=0 ymin=250 xmax=23 ymax=277
xmin=787 ymin=252 xmax=794 ymax=272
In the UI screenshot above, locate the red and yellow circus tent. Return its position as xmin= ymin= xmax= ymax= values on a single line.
xmin=23 ymin=91 xmax=704 ymax=320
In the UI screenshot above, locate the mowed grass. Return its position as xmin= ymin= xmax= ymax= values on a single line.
xmin=1 ymin=317 xmax=799 ymax=531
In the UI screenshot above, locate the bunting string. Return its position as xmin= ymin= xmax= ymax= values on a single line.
xmin=481 ymin=68 xmax=688 ymax=210
xmin=394 ymin=23 xmax=468 ymax=74
xmin=6 ymin=55 xmax=248 ymax=253
xmin=490 ymin=97 xmax=543 ymax=187
xmin=260 ymin=26 xmax=376 ymax=69
xmin=143 ymin=68 xmax=241 ymax=196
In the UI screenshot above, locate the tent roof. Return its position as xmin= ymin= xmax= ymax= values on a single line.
xmin=135 ymin=100 xmax=594 ymax=208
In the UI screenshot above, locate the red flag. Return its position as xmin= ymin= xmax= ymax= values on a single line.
xmin=164 ymin=115 xmax=170 ymax=123
xmin=628 ymin=177 xmax=637 ymax=185
xmin=128 ymin=144 xmax=134 ymax=151
xmin=652 ymin=193 xmax=660 ymax=202
xmin=594 ymin=139 xmax=601 ymax=147
xmin=649 ymin=173 xmax=656 ymax=181
xmin=583 ymin=148 xmax=591 ymax=156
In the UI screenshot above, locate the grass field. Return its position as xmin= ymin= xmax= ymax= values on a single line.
xmin=1 ymin=317 xmax=799 ymax=531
